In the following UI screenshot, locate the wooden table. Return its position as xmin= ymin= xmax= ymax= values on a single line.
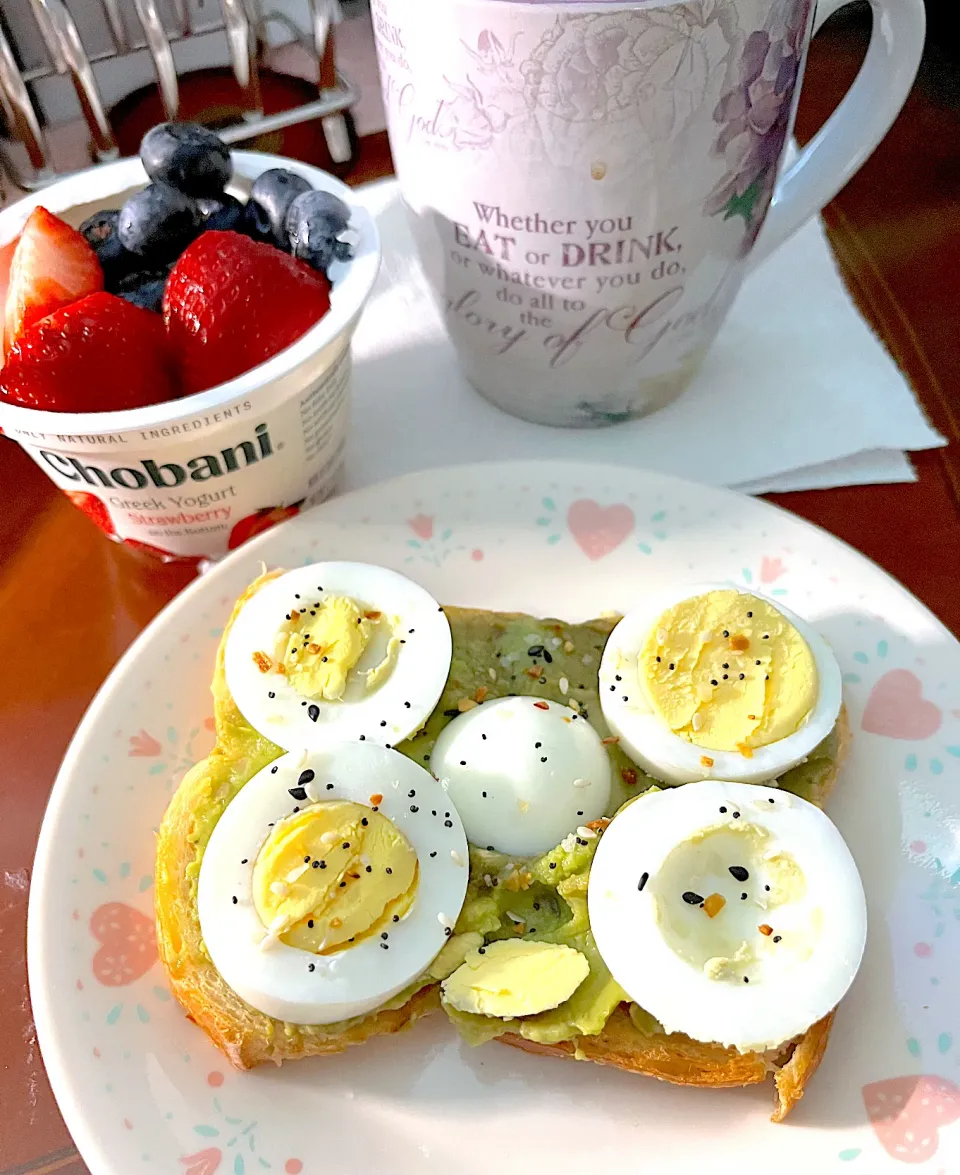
xmin=1 ymin=20 xmax=958 ymax=1175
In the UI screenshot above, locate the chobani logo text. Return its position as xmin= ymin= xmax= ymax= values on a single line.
xmin=39 ymin=423 xmax=274 ymax=490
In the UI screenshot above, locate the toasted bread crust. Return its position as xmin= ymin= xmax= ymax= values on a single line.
xmin=156 ymin=585 xmax=850 ymax=1113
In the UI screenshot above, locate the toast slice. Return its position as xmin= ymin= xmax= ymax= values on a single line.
xmin=156 ymin=573 xmax=850 ymax=1116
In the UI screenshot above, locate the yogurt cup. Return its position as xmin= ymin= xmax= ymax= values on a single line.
xmin=0 ymin=152 xmax=380 ymax=561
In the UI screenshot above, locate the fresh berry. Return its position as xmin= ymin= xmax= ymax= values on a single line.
xmin=197 ymin=193 xmax=244 ymax=233
xmin=79 ymin=210 xmax=136 ymax=283
xmin=118 ymin=183 xmax=201 ymax=263
xmin=247 ymin=168 xmax=311 ymax=247
xmin=64 ymin=489 xmax=115 ymax=535
xmin=228 ymin=502 xmax=303 ymax=549
xmin=285 ymin=189 xmax=352 ymax=272
xmin=0 ymin=291 xmax=177 ymax=412
xmin=164 ymin=231 xmax=331 ymax=394
xmin=4 ymin=207 xmax=103 ymax=355
xmin=0 ymin=234 xmax=19 ymax=352
xmin=115 ymin=267 xmax=170 ymax=314
xmin=139 ymin=122 xmax=231 ymax=198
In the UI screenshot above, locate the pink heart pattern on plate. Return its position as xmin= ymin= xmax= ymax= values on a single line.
xmin=90 ymin=902 xmax=157 ymax=986
xmin=567 ymin=500 xmax=634 ymax=560
xmin=407 ymin=513 xmax=434 ymax=541
xmin=862 ymin=670 xmax=943 ymax=740
xmin=180 ymin=1149 xmax=222 ymax=1175
xmin=863 ymin=1075 xmax=960 ymax=1162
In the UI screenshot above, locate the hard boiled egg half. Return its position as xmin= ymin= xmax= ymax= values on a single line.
xmin=225 ymin=562 xmax=452 ymax=751
xmin=430 ymin=696 xmax=613 ymax=857
xmin=197 ymin=741 xmax=469 ymax=1024
xmin=599 ymin=584 xmax=842 ymax=784
xmin=588 ymin=780 xmax=866 ymax=1053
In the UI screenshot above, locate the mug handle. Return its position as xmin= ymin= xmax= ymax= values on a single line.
xmin=752 ymin=0 xmax=926 ymax=264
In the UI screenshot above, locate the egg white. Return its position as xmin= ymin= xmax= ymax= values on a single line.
xmin=588 ymin=780 xmax=867 ymax=1053
xmin=430 ymin=696 xmax=613 ymax=857
xmin=598 ymin=583 xmax=842 ymax=785
xmin=197 ymin=742 xmax=469 ymax=1024
xmin=224 ymin=562 xmax=452 ymax=751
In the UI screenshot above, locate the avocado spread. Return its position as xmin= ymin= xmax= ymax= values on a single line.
xmin=189 ymin=593 xmax=841 ymax=1046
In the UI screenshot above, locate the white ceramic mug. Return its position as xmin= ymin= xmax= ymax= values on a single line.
xmin=372 ymin=0 xmax=925 ymax=427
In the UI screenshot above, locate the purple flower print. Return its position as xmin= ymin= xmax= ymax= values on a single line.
xmin=704 ymin=0 xmax=813 ymax=251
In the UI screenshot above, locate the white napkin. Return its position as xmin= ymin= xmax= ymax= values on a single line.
xmin=346 ymin=180 xmax=944 ymax=495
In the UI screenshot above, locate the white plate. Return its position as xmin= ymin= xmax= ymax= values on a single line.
xmin=29 ymin=461 xmax=960 ymax=1175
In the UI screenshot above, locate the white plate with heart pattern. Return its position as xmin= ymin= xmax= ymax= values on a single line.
xmin=29 ymin=461 xmax=960 ymax=1175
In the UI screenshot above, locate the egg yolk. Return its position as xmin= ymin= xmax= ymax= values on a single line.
xmin=252 ymin=801 xmax=418 ymax=954
xmin=276 ymin=595 xmax=398 ymax=702
xmin=638 ymin=591 xmax=817 ymax=751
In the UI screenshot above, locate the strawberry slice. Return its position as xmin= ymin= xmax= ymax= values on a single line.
xmin=4 ymin=207 xmax=103 ymax=355
xmin=0 ymin=235 xmax=19 ymax=356
xmin=863 ymin=1074 xmax=960 ymax=1162
xmin=0 ymin=291 xmax=178 ymax=412
xmin=164 ymin=230 xmax=331 ymax=394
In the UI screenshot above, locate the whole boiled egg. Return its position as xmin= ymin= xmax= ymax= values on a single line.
xmin=197 ymin=741 xmax=469 ymax=1024
xmin=588 ymin=780 xmax=867 ymax=1053
xmin=598 ymin=584 xmax=842 ymax=784
xmin=224 ymin=562 xmax=452 ymax=751
xmin=430 ymin=696 xmax=613 ymax=857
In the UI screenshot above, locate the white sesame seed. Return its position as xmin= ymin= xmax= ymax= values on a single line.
xmin=692 ymin=712 xmax=703 ymax=731
xmin=573 ymin=777 xmax=591 ymax=788
xmin=505 ymin=910 xmax=524 ymax=923
xmin=320 ymin=830 xmax=337 ymax=846
xmin=270 ymin=881 xmax=290 ymax=896
xmin=483 ymin=873 xmax=493 ymax=887
xmin=450 ymin=849 xmax=464 ymax=866
xmin=488 ymin=667 xmax=497 ymax=680
xmin=576 ymin=825 xmax=597 ymax=839
xmin=438 ymin=912 xmax=455 ymax=931
xmin=285 ymin=863 xmax=310 ymax=883
xmin=559 ymin=676 xmax=569 ymax=695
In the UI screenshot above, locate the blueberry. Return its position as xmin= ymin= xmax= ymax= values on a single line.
xmin=79 ymin=210 xmax=137 ymax=282
xmin=285 ymin=189 xmax=353 ymax=273
xmin=197 ymin=193 xmax=244 ymax=233
xmin=115 ymin=268 xmax=170 ymax=314
xmin=140 ymin=122 xmax=232 ymax=197
xmin=118 ymin=183 xmax=201 ymax=263
xmin=246 ymin=168 xmax=311 ymax=246
xmin=240 ymin=198 xmax=273 ymax=243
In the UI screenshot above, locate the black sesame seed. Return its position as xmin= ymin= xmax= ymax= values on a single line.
xmin=656 ymin=656 xmax=661 ymax=663
xmin=408 ymin=789 xmax=416 ymax=797
xmin=381 ymin=942 xmax=389 ymax=949
xmin=326 ymin=783 xmax=334 ymax=790
xmin=380 ymin=720 xmax=387 ymax=727
xmin=541 ymin=756 xmax=548 ymax=763
xmin=231 ymin=896 xmax=238 ymax=904
xmin=393 ymin=915 xmax=400 ymax=922
xmin=293 ymin=807 xmax=300 ymax=813
xmin=739 ymin=673 xmax=745 ymax=680
xmin=729 ymin=866 xmax=749 ymax=882
xmin=711 ymin=679 xmax=718 ymax=686
xmin=719 ymin=806 xmax=727 ymax=813
xmin=482 ymin=792 xmax=487 ymax=798
xmin=682 ymin=891 xmax=704 ymax=905
xmin=741 ymin=893 xmax=748 ymax=900
xmin=381 ymin=932 xmax=389 ymax=940
xmin=429 ymin=851 xmax=437 ymax=858
xmin=768 ymin=798 xmax=775 ymax=804
xmin=432 ymin=809 xmax=437 ymax=816
xmin=773 ymin=935 xmax=782 ymax=943
xmin=339 ymin=881 xmax=346 ymax=888
xmin=443 ymin=708 xmax=460 ymax=718
xmin=609 ymin=685 xmax=616 ymax=692
xmin=722 ymin=663 xmax=729 ymax=670
xmin=763 ymin=634 xmax=769 ymax=640
xmin=312 ymin=860 xmax=321 ymax=869
xmin=411 ymin=805 xmax=419 ymax=813
xmin=486 ymin=845 xmax=494 ymax=851
xmin=423 ymin=754 xmax=430 ymax=761
xmin=444 ymin=927 xmax=452 ymax=937
xmin=535 ymin=741 xmax=542 ymax=749
xmin=528 ymin=644 xmax=545 ymax=658
xmin=271 ymin=766 xmax=279 ymax=775
xmin=361 ymin=818 xmax=369 ymax=826
xmin=288 ymin=786 xmax=308 ymax=801
xmin=241 ymin=858 xmax=248 ymax=865
xmin=722 ymin=630 xmax=729 ymax=638
xmin=765 ymin=885 xmax=771 ymax=891
xmin=577 ymin=811 xmax=583 ymax=816
xmin=409 ymin=628 xmax=415 ymax=634
xmin=622 ymin=695 xmax=628 ymax=702
xmin=638 ymin=872 xmax=649 ymax=891
xmin=549 ymin=862 xmax=557 ymax=869
xmin=268 ymin=691 xmax=276 ymax=699
xmin=756 ymin=660 xmax=761 ymax=665
xmin=365 ymin=865 xmax=373 ymax=873
xmin=481 ymin=733 xmax=487 ymax=741
xmin=723 ymin=675 xmax=728 ymax=680
xmin=342 ymin=843 xmax=350 ymax=849
xmin=539 ymin=677 xmax=547 ymax=685
xmin=307 ymin=704 xmax=320 ymax=722
xmin=386 ymin=867 xmax=393 ymax=874
xmin=445 ymin=820 xmax=453 ymax=828
xmin=747 ymin=611 xmax=753 ymax=617
xmin=733 ymin=811 xmax=741 ymax=819
xmin=404 ymin=701 xmax=411 ymax=709
xmin=359 ymin=734 xmax=366 ymax=741
xmin=669 ymin=663 xmax=675 ymax=671
xmin=308 ymin=963 xmax=316 ymax=972
xmin=615 ymin=674 xmax=622 ymax=682
xmin=308 ymin=919 xmax=314 ymax=928
xmin=321 ymin=655 xmax=327 ymax=662
xmin=533 ymin=902 xmax=541 ymax=910
xmin=478 ymin=947 xmax=486 ymax=954
xmin=743 ymin=976 xmax=749 ymax=983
